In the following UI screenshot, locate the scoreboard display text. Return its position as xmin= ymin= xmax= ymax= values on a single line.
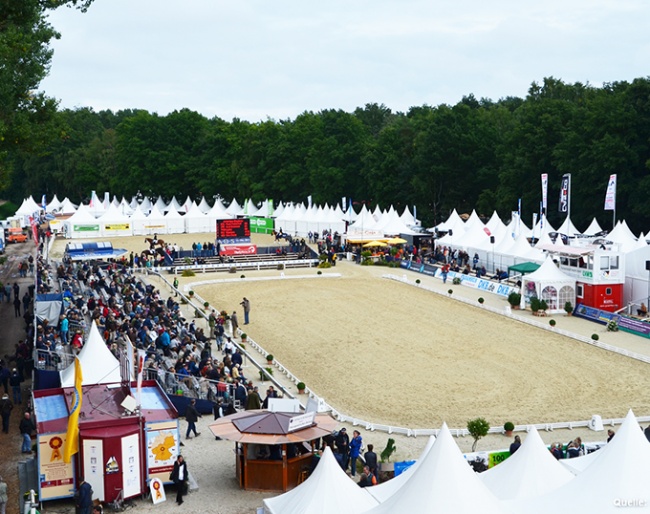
xmin=216 ymin=218 xmax=251 ymax=240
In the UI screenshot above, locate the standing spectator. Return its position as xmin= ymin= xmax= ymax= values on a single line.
xmin=13 ymin=296 xmax=21 ymax=318
xmin=170 ymin=455 xmax=188 ymax=505
xmin=12 ymin=283 xmax=19 ymax=301
xmin=0 ymin=476 xmax=7 ymax=514
xmin=241 ymin=297 xmax=251 ymax=325
xmin=0 ymin=394 xmax=13 ymax=434
xmin=231 ymin=311 xmax=239 ymax=337
xmin=59 ymin=314 xmax=69 ymax=344
xmin=22 ymin=292 xmax=31 ymax=314
xmin=0 ymin=284 xmax=4 ymax=303
xmin=364 ymin=444 xmax=378 ymax=481
xmin=4 ymin=284 xmax=11 ymax=304
xmin=184 ymin=399 xmax=201 ymax=439
xmin=245 ymin=387 xmax=262 ymax=410
xmin=607 ymin=429 xmax=615 ymax=443
xmin=0 ymin=365 xmax=8 ymax=394
xmin=349 ymin=430 xmax=363 ymax=476
xmin=645 ymin=425 xmax=650 ymax=443
xmin=335 ymin=428 xmax=350 ymax=470
xmin=19 ymin=411 xmax=35 ymax=453
xmin=76 ymin=478 xmax=93 ymax=514
xmin=509 ymin=435 xmax=521 ymax=455
xmin=9 ymin=369 xmax=22 ymax=404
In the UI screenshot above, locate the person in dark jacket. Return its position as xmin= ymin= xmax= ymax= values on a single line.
xmin=184 ymin=399 xmax=201 ymax=439
xmin=169 ymin=455 xmax=188 ymax=505
xmin=76 ymin=478 xmax=93 ymax=514
xmin=335 ymin=428 xmax=350 ymax=470
xmin=19 ymin=412 xmax=35 ymax=453
xmin=509 ymin=435 xmax=521 ymax=455
xmin=364 ymin=444 xmax=378 ymax=482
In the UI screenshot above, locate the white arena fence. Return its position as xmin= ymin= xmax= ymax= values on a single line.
xmin=171 ymin=258 xmax=320 ymax=274
xmin=147 ymin=270 xmax=650 ymax=438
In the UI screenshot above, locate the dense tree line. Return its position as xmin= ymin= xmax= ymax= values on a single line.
xmin=8 ymin=77 xmax=650 ymax=233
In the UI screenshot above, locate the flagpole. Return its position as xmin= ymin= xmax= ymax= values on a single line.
xmin=567 ymin=173 xmax=571 ymax=223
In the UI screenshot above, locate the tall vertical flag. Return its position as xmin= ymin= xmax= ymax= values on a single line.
xmin=558 ymin=174 xmax=571 ymax=213
xmin=604 ymin=174 xmax=617 ymax=211
xmin=63 ymin=357 xmax=83 ymax=463
xmin=41 ymin=194 xmax=47 ymax=211
xmin=541 ymin=174 xmax=548 ymax=213
xmin=136 ymin=349 xmax=146 ymax=409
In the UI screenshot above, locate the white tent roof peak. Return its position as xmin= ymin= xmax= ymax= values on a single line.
xmin=525 ymin=255 xmax=575 ymax=282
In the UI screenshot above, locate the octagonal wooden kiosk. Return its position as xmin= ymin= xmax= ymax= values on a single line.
xmin=209 ymin=410 xmax=337 ymax=492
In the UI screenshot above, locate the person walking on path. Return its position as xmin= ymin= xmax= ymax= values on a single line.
xmin=9 ymin=369 xmax=22 ymax=404
xmin=349 ymin=430 xmax=363 ymax=476
xmin=76 ymin=478 xmax=93 ymax=514
xmin=172 ymin=277 xmax=179 ymax=297
xmin=184 ymin=399 xmax=201 ymax=439
xmin=13 ymin=297 xmax=21 ymax=318
xmin=4 ymin=285 xmax=10 ymax=304
xmin=170 ymin=455 xmax=188 ymax=505
xmin=0 ymin=394 xmax=13 ymax=434
xmin=19 ymin=411 xmax=35 ymax=453
xmin=241 ymin=297 xmax=251 ymax=325
xmin=0 ymin=475 xmax=8 ymax=514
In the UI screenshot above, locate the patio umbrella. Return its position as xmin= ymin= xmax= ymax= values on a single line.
xmin=386 ymin=237 xmax=407 ymax=245
xmin=363 ymin=241 xmax=388 ymax=248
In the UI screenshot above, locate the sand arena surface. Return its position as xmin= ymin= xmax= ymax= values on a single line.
xmin=51 ymin=232 xmax=650 ymax=429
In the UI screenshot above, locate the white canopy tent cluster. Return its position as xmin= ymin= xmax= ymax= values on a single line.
xmin=12 ymin=194 xmax=422 ymax=241
xmin=263 ymin=410 xmax=650 ymax=514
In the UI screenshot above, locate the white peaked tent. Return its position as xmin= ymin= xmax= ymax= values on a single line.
xmin=608 ymin=220 xmax=637 ymax=245
xmin=180 ymin=196 xmax=193 ymax=213
xmin=243 ymin=198 xmax=259 ymax=217
xmin=143 ymin=204 xmax=166 ymax=235
xmin=59 ymin=198 xmax=78 ymax=215
xmin=583 ymin=217 xmax=604 ymax=236
xmin=98 ymin=203 xmax=132 ymax=237
xmin=367 ymin=436 xmax=436 ymax=503
xmin=166 ymin=196 xmax=183 ymax=213
xmin=129 ymin=196 xmax=138 ymax=210
xmin=46 ymin=195 xmax=62 ymax=213
xmin=118 ymin=198 xmax=133 ymax=216
xmin=255 ymin=199 xmax=274 ymax=218
xmin=263 ymin=446 xmax=378 ymax=514
xmin=399 ymin=206 xmax=418 ymax=227
xmin=154 ymin=196 xmax=167 ymax=212
xmin=346 ymin=205 xmax=384 ymax=241
xmin=532 ymin=215 xmax=555 ymax=238
xmin=163 ymin=208 xmax=185 ymax=234
xmin=65 ymin=205 xmax=100 ymax=239
xmin=184 ymin=202 xmax=211 ymax=233
xmin=480 ymin=427 xmax=574 ymax=500
xmin=556 ymin=216 xmax=581 ymax=236
xmin=197 ymin=196 xmax=212 ymax=214
xmin=485 ymin=211 xmax=506 ymax=235
xmin=226 ymin=198 xmax=243 ymax=216
xmin=15 ymin=197 xmax=42 ymax=216
xmin=522 ymin=256 xmax=576 ymax=312
xmin=559 ymin=444 xmax=603 ymax=475
xmin=518 ymin=410 xmax=650 ymax=514
xmin=273 ymin=202 xmax=286 ymax=219
xmin=464 ymin=210 xmax=484 ymax=231
xmin=140 ymin=196 xmax=152 ymax=214
xmin=129 ymin=204 xmax=149 ymax=235
xmin=364 ymin=424 xmax=507 ymax=514
xmin=60 ymin=323 xmax=122 ymax=387
xmin=207 ymin=199 xmax=233 ymax=221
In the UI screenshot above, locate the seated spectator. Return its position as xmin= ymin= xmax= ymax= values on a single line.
xmin=637 ymin=303 xmax=648 ymax=317
xmin=566 ymin=437 xmax=584 ymax=458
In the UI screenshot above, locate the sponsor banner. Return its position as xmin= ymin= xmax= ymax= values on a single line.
xmin=488 ymin=451 xmax=511 ymax=469
xmin=104 ymin=223 xmax=130 ymax=231
xmin=541 ymin=173 xmax=548 ymax=211
xmin=218 ymin=237 xmax=251 ymax=245
xmin=143 ymin=224 xmax=166 ymax=229
xmin=558 ymin=174 xmax=570 ymax=213
xmin=249 ymin=217 xmax=274 ymax=234
xmin=574 ymin=304 xmax=650 ymax=338
xmin=220 ymin=244 xmax=257 ymax=256
xmin=73 ymin=224 xmax=99 ymax=232
xmin=38 ymin=433 xmax=75 ymax=500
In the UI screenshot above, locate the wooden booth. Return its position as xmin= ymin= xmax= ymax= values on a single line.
xmin=33 ymin=380 xmax=179 ymax=504
xmin=209 ymin=410 xmax=337 ymax=492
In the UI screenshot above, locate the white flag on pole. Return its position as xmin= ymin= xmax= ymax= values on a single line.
xmin=604 ymin=174 xmax=617 ymax=211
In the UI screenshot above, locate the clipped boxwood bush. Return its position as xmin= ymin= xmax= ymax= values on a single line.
xmin=549 ymin=319 xmax=556 ymax=327
xmin=592 ymin=333 xmax=599 ymax=341
xmin=478 ymin=297 xmax=485 ymax=304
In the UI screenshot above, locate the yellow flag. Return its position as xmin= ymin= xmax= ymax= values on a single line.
xmin=63 ymin=357 xmax=83 ymax=463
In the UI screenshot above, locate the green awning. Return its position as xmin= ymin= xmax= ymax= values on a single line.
xmin=507 ymin=262 xmax=541 ymax=275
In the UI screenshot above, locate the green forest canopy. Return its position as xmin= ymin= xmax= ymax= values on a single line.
xmin=3 ymin=2 xmax=650 ymax=232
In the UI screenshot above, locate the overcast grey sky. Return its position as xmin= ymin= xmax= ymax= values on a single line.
xmin=41 ymin=0 xmax=650 ymax=122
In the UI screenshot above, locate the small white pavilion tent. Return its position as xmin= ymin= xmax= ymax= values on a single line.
xmin=556 ymin=216 xmax=582 ymax=236
xmin=16 ymin=196 xmax=42 ymax=217
xmin=163 ymin=208 xmax=185 ymax=234
xmin=129 ymin=204 xmax=149 ymax=235
xmin=226 ymin=198 xmax=243 ymax=216
xmin=141 ymin=204 xmax=167 ymax=235
xmin=59 ymin=198 xmax=78 ymax=215
xmin=154 ymin=196 xmax=167 ymax=212
xmin=60 ymin=323 xmax=122 ymax=386
xmin=197 ymin=196 xmax=212 ymax=214
xmin=46 ymin=195 xmax=63 ymax=213
xmin=480 ymin=427 xmax=574 ymax=500
xmin=399 ymin=206 xmax=418 ymax=227
xmin=140 ymin=196 xmax=152 ymax=214
xmin=583 ymin=217 xmax=604 ymax=236
xmin=262 ymin=446 xmax=378 ymax=514
xmin=166 ymin=196 xmax=183 ymax=213
xmin=522 ymin=256 xmax=576 ymax=312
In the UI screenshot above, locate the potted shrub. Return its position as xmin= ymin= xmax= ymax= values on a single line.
xmin=229 ymin=266 xmax=236 ymax=274
xmin=241 ymin=333 xmax=248 ymax=342
xmin=240 ymin=274 xmax=246 ymax=279
xmin=530 ymin=297 xmax=541 ymax=315
xmin=607 ymin=319 xmax=619 ymax=332
xmin=549 ymin=319 xmax=556 ymax=327
xmin=540 ymin=299 xmax=549 ymax=313
xmin=259 ymin=367 xmax=273 ymax=381
xmin=503 ymin=421 xmax=515 ymax=436
xmin=317 ymin=270 xmax=322 ymax=275
xmin=266 ymin=354 xmax=274 ymax=363
xmin=415 ymin=279 xmax=421 ymax=285
xmin=452 ymin=277 xmax=461 ymax=285
xmin=297 ymin=382 xmax=306 ymax=394
xmin=379 ymin=438 xmax=397 ymax=472
xmin=564 ymin=301 xmax=573 ymax=316
xmin=181 ymin=269 xmax=195 ymax=277
xmin=592 ymin=333 xmax=600 ymax=341
xmin=448 ymin=289 xmax=453 ymax=295
xmin=467 ymin=417 xmax=490 ymax=452
xmin=203 ymin=301 xmax=210 ymax=310
xmin=188 ymin=290 xmax=195 ymax=298
xmin=507 ymin=291 xmax=521 ymax=309
xmin=478 ymin=297 xmax=485 ymax=305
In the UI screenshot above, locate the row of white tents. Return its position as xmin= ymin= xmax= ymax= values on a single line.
xmin=264 ymin=410 xmax=650 ymax=514
xmin=13 ymin=194 xmax=421 ymax=240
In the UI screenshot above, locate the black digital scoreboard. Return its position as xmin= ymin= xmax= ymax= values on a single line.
xmin=216 ymin=218 xmax=251 ymax=240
